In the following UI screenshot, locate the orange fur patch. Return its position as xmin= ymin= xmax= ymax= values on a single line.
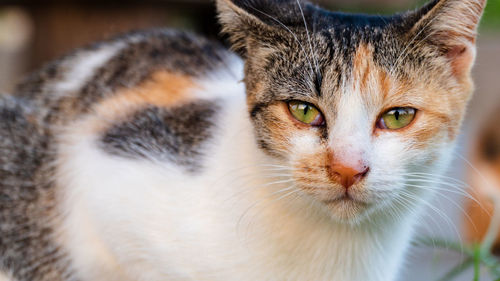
xmin=353 ymin=44 xmax=372 ymax=94
xmin=83 ymin=71 xmax=199 ymax=134
xmin=104 ymin=71 xmax=197 ymax=109
xmin=352 ymin=44 xmax=391 ymax=107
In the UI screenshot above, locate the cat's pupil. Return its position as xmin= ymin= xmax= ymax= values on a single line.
xmin=394 ymin=110 xmax=400 ymax=121
xmin=303 ymin=105 xmax=309 ymax=115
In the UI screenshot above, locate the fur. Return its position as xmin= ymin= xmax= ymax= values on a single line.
xmin=0 ymin=0 xmax=486 ymax=280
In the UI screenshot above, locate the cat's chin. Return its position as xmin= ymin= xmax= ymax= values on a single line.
xmin=322 ymin=197 xmax=372 ymax=223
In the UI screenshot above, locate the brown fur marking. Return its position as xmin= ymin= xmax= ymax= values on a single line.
xmin=86 ymin=71 xmax=199 ymax=134
xmin=352 ymin=44 xmax=372 ymax=95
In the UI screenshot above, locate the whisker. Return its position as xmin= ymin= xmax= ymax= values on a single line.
xmin=453 ymin=151 xmax=500 ymax=252
xmin=454 ymin=152 xmax=498 ymax=195
xmin=392 ymin=195 xmax=444 ymax=241
xmin=404 ymin=183 xmax=479 ymax=233
xmin=403 ymin=180 xmax=481 ymax=207
xmin=398 ymin=190 xmax=464 ymax=247
xmin=275 ymin=187 xmax=302 ymax=202
xmin=402 ymin=173 xmax=489 ymax=215
xmin=296 ymin=0 xmax=321 ymax=77
xmin=235 ymin=184 xmax=301 ymax=234
xmin=404 ymin=172 xmax=470 ymax=186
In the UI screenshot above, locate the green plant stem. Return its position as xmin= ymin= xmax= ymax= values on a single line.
xmin=481 ymin=197 xmax=500 ymax=254
xmin=474 ymin=245 xmax=481 ymax=281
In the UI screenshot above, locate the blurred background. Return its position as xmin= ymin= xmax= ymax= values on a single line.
xmin=0 ymin=0 xmax=498 ymax=280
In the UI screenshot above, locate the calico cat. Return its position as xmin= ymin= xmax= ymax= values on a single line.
xmin=0 ymin=0 xmax=486 ymax=280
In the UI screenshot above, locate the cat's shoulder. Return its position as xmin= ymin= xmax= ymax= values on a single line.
xmin=9 ymin=29 xmax=245 ymax=172
xmin=16 ymin=29 xmax=238 ymax=94
xmin=9 ymin=28 xmax=243 ymax=134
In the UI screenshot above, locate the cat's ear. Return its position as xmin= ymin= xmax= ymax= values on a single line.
xmin=216 ymin=0 xmax=313 ymax=56
xmin=216 ymin=0 xmax=271 ymax=56
xmin=406 ymin=0 xmax=486 ymax=78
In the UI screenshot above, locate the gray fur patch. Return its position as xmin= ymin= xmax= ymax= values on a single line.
xmin=100 ymin=100 xmax=219 ymax=171
xmin=0 ymin=96 xmax=74 ymax=281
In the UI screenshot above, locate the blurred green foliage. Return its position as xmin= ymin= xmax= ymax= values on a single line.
xmin=482 ymin=0 xmax=500 ymax=30
xmin=414 ymin=237 xmax=500 ymax=281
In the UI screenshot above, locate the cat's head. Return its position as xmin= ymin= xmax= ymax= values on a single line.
xmin=217 ymin=0 xmax=486 ymax=223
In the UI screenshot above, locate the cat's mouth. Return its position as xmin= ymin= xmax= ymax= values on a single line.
xmin=321 ymin=193 xmax=371 ymax=221
xmin=323 ymin=194 xmax=367 ymax=206
xmin=292 ymin=175 xmax=374 ymax=220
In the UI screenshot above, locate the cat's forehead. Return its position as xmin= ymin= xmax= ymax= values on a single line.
xmin=261 ymin=7 xmax=404 ymax=56
xmin=263 ymin=24 xmax=401 ymax=100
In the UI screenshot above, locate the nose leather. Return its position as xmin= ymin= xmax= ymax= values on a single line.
xmin=329 ymin=163 xmax=369 ymax=189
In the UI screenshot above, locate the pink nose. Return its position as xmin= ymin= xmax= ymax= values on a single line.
xmin=329 ymin=163 xmax=369 ymax=189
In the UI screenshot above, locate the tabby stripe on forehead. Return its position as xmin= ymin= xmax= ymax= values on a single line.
xmin=315 ymin=72 xmax=323 ymax=97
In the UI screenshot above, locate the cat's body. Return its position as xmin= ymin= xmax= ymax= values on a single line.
xmin=0 ymin=0 xmax=486 ymax=280
xmin=0 ymin=31 xmax=416 ymax=281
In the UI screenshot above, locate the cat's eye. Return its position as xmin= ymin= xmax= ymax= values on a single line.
xmin=377 ymin=107 xmax=416 ymax=130
xmin=288 ymin=101 xmax=325 ymax=126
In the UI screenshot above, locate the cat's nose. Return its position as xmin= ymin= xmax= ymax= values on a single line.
xmin=329 ymin=162 xmax=369 ymax=189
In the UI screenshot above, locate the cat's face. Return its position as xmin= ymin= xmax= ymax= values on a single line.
xmin=218 ymin=0 xmax=485 ymax=223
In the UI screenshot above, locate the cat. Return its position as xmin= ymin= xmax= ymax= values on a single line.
xmin=0 ymin=0 xmax=486 ymax=280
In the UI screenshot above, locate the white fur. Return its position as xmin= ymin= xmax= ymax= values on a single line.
xmin=32 ymin=42 xmax=126 ymax=126
xmin=52 ymin=43 xmax=125 ymax=95
xmin=194 ymin=52 xmax=245 ymax=100
xmin=56 ymin=56 xmax=456 ymax=281
xmin=0 ymin=271 xmax=15 ymax=281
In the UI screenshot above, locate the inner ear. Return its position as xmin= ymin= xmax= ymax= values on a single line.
xmin=446 ymin=44 xmax=475 ymax=78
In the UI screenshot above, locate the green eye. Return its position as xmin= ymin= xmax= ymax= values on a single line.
xmin=378 ymin=107 xmax=416 ymax=130
xmin=288 ymin=101 xmax=325 ymax=126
